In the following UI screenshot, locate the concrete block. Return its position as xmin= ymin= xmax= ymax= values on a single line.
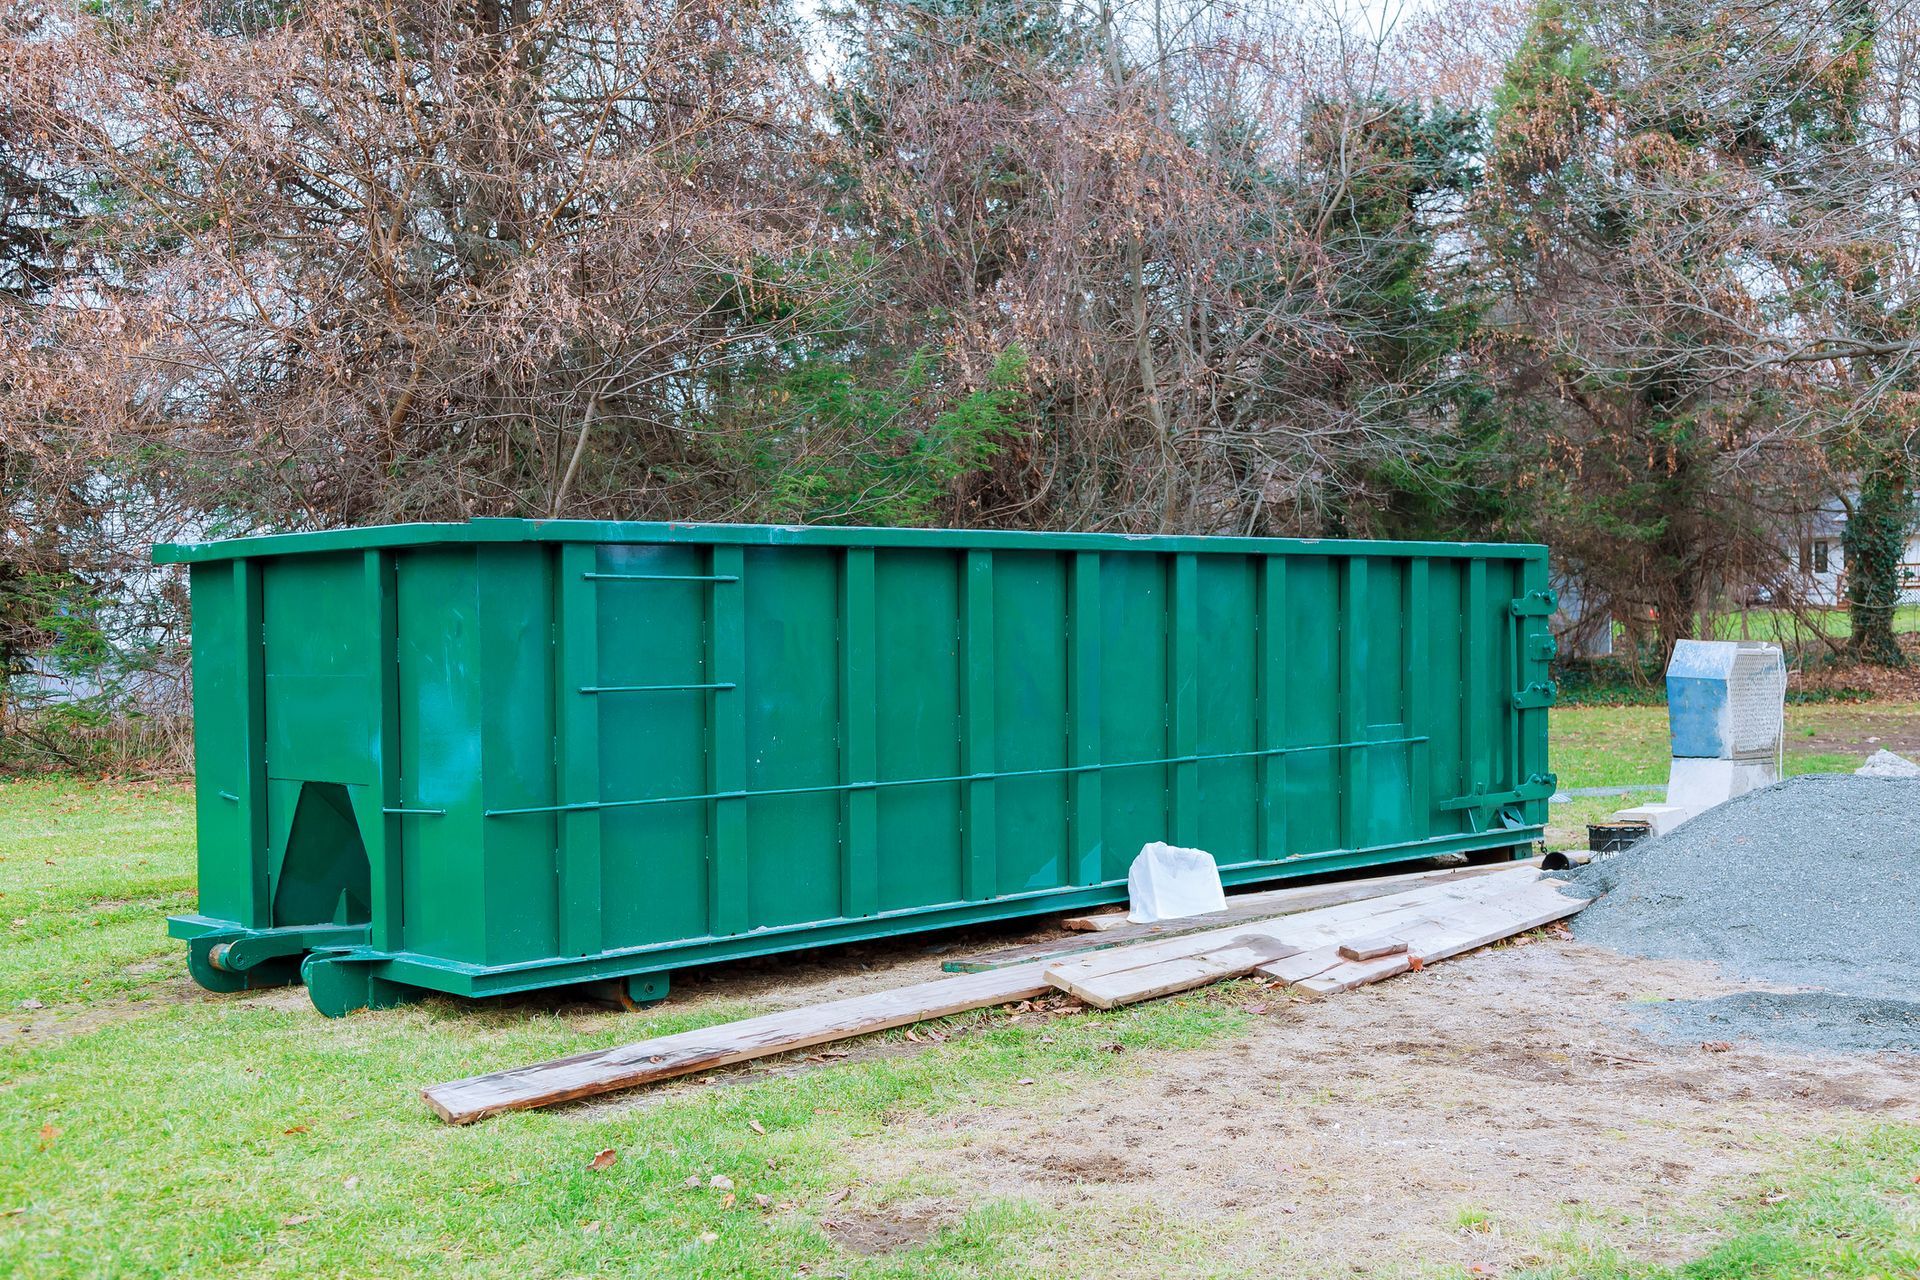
xmin=1613 ymin=803 xmax=1692 ymax=837
xmin=1666 ymin=757 xmax=1778 ymax=815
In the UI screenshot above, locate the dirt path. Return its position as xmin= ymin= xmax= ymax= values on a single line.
xmin=825 ymin=936 xmax=1920 ymax=1277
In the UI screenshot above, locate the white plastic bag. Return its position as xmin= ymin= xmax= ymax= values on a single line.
xmin=1125 ymin=841 xmax=1226 ymax=924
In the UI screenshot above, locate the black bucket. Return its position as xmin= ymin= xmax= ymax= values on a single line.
xmin=1587 ymin=820 xmax=1651 ymax=854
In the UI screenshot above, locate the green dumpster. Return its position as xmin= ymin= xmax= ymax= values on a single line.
xmin=156 ymin=519 xmax=1556 ymax=1016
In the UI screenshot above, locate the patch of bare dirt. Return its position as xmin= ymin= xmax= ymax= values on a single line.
xmin=3 ymin=968 xmax=313 ymax=1045
xmin=818 ymin=1202 xmax=956 ymax=1255
xmin=838 ymin=938 xmax=1920 ymax=1279
xmin=1789 ymin=701 xmax=1920 ymax=755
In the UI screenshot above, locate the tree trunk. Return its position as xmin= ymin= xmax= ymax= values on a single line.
xmin=1843 ymin=462 xmax=1911 ymax=666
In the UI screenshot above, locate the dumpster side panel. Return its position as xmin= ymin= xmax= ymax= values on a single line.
xmin=1194 ymin=555 xmax=1258 ymax=865
xmin=872 ymin=549 xmax=964 ymax=914
xmin=395 ymin=546 xmax=488 ymax=964
xmin=1424 ymin=556 xmax=1465 ymax=835
xmin=262 ymin=552 xmax=373 ymax=787
xmin=476 ymin=545 xmax=561 ymax=965
xmin=1096 ymin=551 xmax=1171 ymax=881
xmin=594 ymin=541 xmax=714 ymax=951
xmin=187 ymin=560 xmax=266 ymax=927
xmin=743 ymin=546 xmax=843 ymax=931
xmin=1359 ymin=557 xmax=1412 ymax=849
xmin=992 ymin=551 xmax=1069 ymax=895
xmin=1281 ymin=556 xmax=1340 ymax=856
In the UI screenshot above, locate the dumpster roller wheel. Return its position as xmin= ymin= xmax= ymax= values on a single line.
xmin=624 ymin=972 xmax=671 ymax=1009
xmin=186 ymin=933 xmax=300 ymax=994
xmin=302 ymin=952 xmax=425 ymax=1018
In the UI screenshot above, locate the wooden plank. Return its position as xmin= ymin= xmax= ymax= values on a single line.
xmin=1255 ymin=882 xmax=1592 ymax=991
xmin=1296 ymin=951 xmax=1411 ymax=996
xmin=1256 ymin=944 xmax=1344 ymax=985
xmin=1040 ymin=868 xmax=1550 ymax=990
xmin=424 ymin=963 xmax=1055 ymax=1125
xmin=1050 ymin=935 xmax=1300 ymax=1010
xmin=1407 ymin=885 xmax=1590 ymax=965
xmin=952 ymin=858 xmax=1545 ymax=974
xmin=1339 ymin=936 xmax=1407 ymax=961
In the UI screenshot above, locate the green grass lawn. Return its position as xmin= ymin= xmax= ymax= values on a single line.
xmin=4 ymin=703 xmax=1919 ymax=1278
xmin=1540 ymin=700 xmax=1904 ymax=848
xmin=1652 ymin=604 xmax=1920 ymax=644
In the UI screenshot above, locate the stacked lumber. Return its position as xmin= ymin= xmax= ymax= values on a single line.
xmin=424 ymin=866 xmax=1589 ymax=1124
xmin=945 ymin=857 xmax=1543 ymax=972
xmin=1041 ymin=868 xmax=1583 ymax=1008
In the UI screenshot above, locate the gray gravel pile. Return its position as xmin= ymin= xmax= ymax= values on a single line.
xmin=1567 ymin=774 xmax=1920 ymax=1053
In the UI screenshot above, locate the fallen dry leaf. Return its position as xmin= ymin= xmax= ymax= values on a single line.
xmin=721 ymin=1192 xmax=736 ymax=1210
xmin=753 ymin=1193 xmax=773 ymax=1209
xmin=683 ymin=1175 xmax=702 ymax=1189
xmin=1700 ymin=1041 xmax=1733 ymax=1054
xmin=587 ymin=1148 xmax=617 ymax=1171
xmin=20 ymin=998 xmax=43 ymax=1011
xmin=824 ymin=1187 xmax=852 ymax=1206
xmin=282 ymin=1214 xmax=314 ymax=1227
xmin=709 ymin=1174 xmax=734 ymax=1191
xmin=283 ymin=1125 xmax=309 ymax=1136
xmin=748 ymin=1119 xmax=766 ymax=1136
xmin=35 ymin=1124 xmax=58 ymax=1151
xmin=698 ymin=1231 xmax=718 ymax=1244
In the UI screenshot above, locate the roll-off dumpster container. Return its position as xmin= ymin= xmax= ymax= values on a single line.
xmin=156 ymin=520 xmax=1557 ymax=1016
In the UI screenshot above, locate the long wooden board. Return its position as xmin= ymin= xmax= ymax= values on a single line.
xmin=424 ymin=963 xmax=1054 ymax=1125
xmin=1050 ymin=935 xmax=1301 ymax=1010
xmin=957 ymin=858 xmax=1544 ymax=969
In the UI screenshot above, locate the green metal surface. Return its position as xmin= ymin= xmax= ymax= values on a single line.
xmin=160 ymin=520 xmax=1555 ymax=1016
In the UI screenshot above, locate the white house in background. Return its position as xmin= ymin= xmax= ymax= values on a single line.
xmin=1787 ymin=496 xmax=1920 ymax=607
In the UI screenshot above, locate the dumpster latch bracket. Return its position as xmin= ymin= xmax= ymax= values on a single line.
xmin=1508 ymin=590 xmax=1558 ymax=618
